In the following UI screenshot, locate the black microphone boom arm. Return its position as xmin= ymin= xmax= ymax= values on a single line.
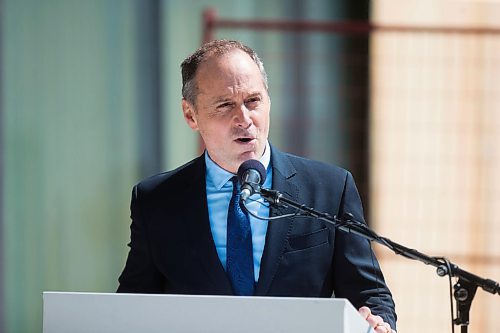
xmin=258 ymin=186 xmax=499 ymax=332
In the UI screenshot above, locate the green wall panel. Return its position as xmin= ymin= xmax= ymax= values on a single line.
xmin=3 ymin=1 xmax=142 ymax=331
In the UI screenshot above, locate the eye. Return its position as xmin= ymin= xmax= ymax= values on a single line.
xmin=244 ymin=96 xmax=261 ymax=109
xmin=216 ymin=102 xmax=234 ymax=110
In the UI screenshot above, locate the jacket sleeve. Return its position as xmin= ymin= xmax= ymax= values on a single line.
xmin=332 ymin=172 xmax=397 ymax=330
xmin=117 ymin=185 xmax=165 ymax=293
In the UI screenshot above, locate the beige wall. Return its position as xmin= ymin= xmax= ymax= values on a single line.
xmin=371 ymin=1 xmax=500 ymax=332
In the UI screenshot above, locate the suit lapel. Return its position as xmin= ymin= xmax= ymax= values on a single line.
xmin=182 ymin=155 xmax=233 ymax=295
xmin=255 ymin=147 xmax=298 ymax=295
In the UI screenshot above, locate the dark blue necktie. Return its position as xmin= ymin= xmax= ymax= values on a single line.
xmin=226 ymin=176 xmax=255 ymax=296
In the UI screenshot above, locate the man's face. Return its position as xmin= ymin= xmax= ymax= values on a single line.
xmin=182 ymin=49 xmax=271 ymax=174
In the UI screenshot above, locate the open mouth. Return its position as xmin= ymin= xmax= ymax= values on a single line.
xmin=236 ymin=138 xmax=254 ymax=143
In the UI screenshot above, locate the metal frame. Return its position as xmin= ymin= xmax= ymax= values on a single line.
xmin=203 ymin=7 xmax=500 ymax=38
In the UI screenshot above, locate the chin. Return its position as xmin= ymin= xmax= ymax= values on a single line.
xmin=239 ymin=151 xmax=259 ymax=161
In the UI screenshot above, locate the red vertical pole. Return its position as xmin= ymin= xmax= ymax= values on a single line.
xmin=202 ymin=7 xmax=217 ymax=43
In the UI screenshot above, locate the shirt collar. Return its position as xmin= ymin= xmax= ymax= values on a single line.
xmin=205 ymin=141 xmax=271 ymax=191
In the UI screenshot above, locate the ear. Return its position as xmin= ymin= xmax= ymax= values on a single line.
xmin=182 ymin=99 xmax=199 ymax=131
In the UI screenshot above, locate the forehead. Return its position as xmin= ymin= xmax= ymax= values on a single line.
xmin=195 ymin=50 xmax=266 ymax=97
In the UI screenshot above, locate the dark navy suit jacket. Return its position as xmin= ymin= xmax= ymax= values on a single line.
xmin=118 ymin=145 xmax=397 ymax=329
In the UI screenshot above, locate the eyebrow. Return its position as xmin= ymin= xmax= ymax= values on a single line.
xmin=212 ymin=92 xmax=262 ymax=106
xmin=212 ymin=98 xmax=233 ymax=106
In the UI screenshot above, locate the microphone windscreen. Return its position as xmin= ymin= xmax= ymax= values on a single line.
xmin=237 ymin=159 xmax=267 ymax=185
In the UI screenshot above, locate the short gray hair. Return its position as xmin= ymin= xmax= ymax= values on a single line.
xmin=181 ymin=40 xmax=268 ymax=106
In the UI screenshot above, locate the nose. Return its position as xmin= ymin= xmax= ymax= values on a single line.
xmin=234 ymin=104 xmax=252 ymax=128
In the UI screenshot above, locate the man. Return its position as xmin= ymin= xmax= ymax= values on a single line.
xmin=118 ymin=40 xmax=396 ymax=333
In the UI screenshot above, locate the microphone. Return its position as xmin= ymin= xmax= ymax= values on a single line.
xmin=237 ymin=159 xmax=267 ymax=202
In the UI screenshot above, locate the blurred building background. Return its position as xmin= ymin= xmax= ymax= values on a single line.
xmin=0 ymin=0 xmax=499 ymax=332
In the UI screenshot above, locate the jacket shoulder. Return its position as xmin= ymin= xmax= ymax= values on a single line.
xmin=276 ymin=148 xmax=351 ymax=181
xmin=135 ymin=155 xmax=204 ymax=194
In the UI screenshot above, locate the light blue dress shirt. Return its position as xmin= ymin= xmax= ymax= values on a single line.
xmin=205 ymin=142 xmax=272 ymax=282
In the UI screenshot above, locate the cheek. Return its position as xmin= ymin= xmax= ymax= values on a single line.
xmin=198 ymin=120 xmax=228 ymax=142
xmin=254 ymin=109 xmax=270 ymax=129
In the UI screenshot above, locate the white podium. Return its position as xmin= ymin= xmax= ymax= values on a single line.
xmin=43 ymin=292 xmax=374 ymax=333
